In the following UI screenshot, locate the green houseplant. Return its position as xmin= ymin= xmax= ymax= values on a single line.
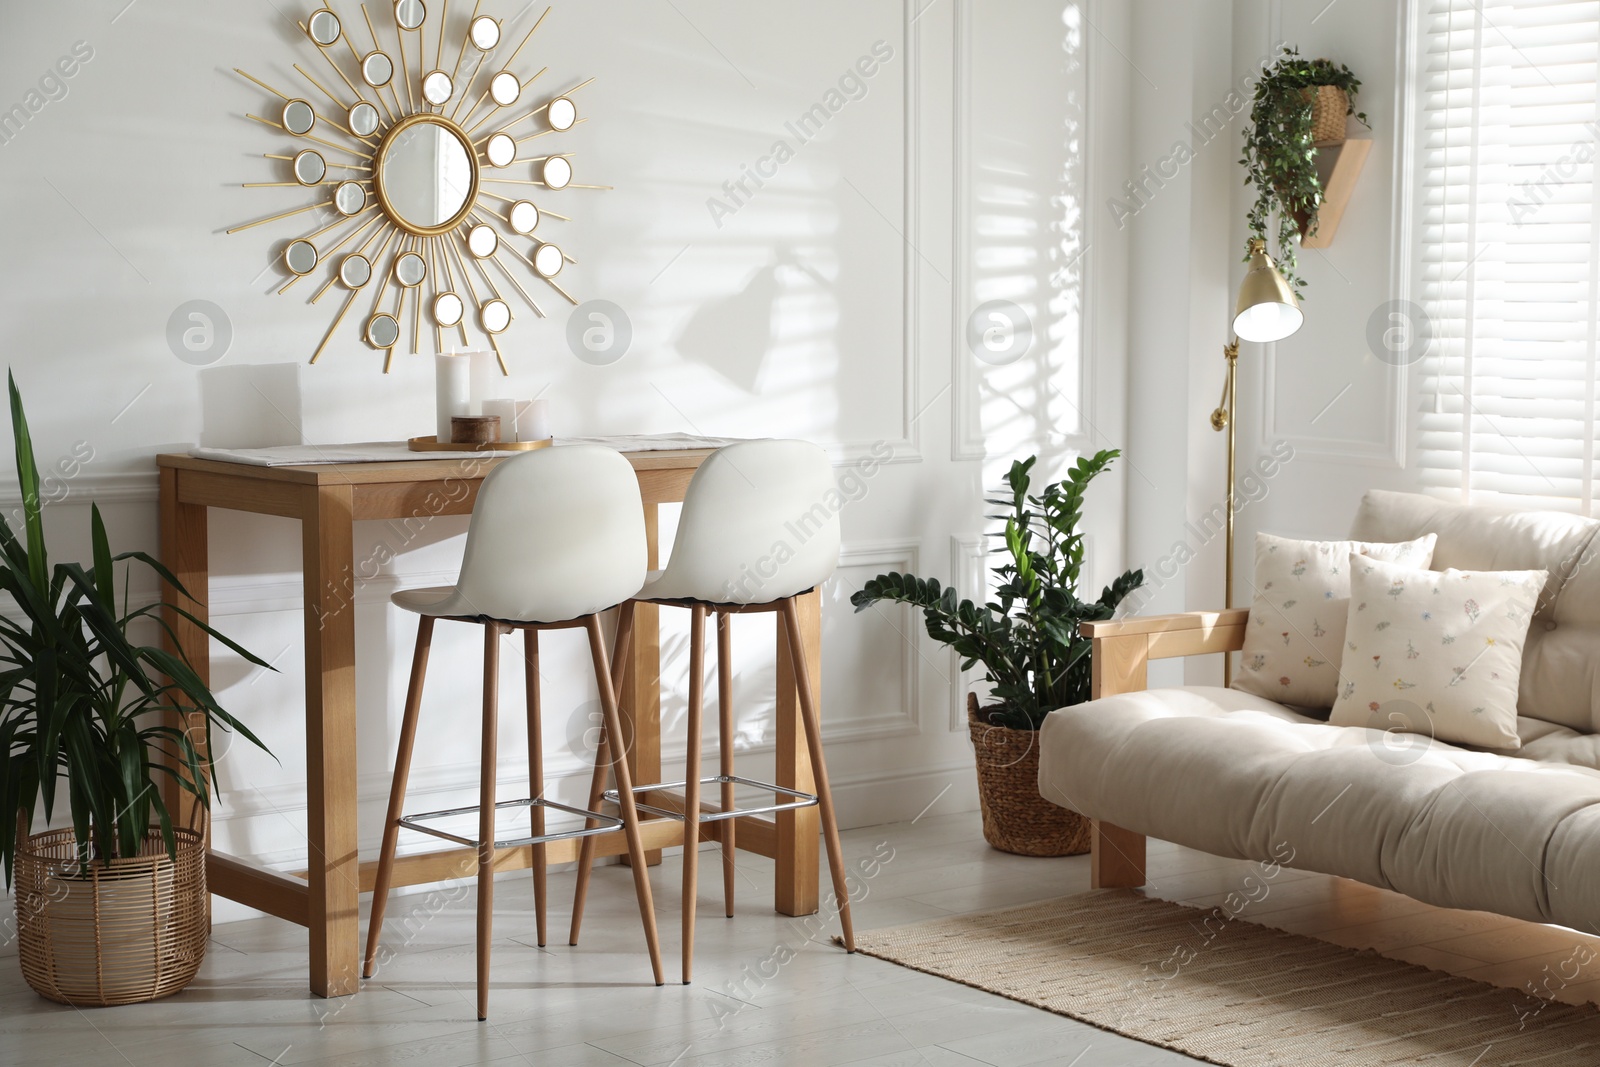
xmin=0 ymin=372 xmax=273 ymax=1005
xmin=851 ymin=450 xmax=1142 ymax=855
xmin=1240 ymin=46 xmax=1369 ymax=295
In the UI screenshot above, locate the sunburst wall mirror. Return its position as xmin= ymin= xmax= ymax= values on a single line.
xmin=228 ymin=2 xmax=606 ymax=373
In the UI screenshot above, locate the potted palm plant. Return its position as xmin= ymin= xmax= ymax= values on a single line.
xmin=1240 ymin=46 xmax=1369 ymax=294
xmin=0 ymin=372 xmax=273 ymax=1005
xmin=851 ymin=451 xmax=1142 ymax=856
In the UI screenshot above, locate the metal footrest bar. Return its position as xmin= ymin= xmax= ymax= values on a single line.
xmin=603 ymin=774 xmax=819 ymax=823
xmin=398 ymin=797 xmax=624 ymax=850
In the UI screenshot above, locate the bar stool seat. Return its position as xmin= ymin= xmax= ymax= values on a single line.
xmin=362 ymin=445 xmax=666 ymax=1021
xmin=571 ymin=439 xmax=856 ymax=985
xmin=388 ymin=586 xmax=460 ymax=613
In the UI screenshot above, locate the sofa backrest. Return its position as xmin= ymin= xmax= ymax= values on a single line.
xmin=1349 ymin=490 xmax=1600 ymax=734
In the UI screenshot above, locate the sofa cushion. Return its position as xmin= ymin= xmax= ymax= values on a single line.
xmin=1504 ymin=717 xmax=1600 ymax=771
xmin=1039 ymin=686 xmax=1600 ymax=932
xmin=1328 ymin=555 xmax=1546 ymax=750
xmin=1231 ymin=531 xmax=1437 ymax=708
xmin=1348 ymin=490 xmax=1600 ymax=733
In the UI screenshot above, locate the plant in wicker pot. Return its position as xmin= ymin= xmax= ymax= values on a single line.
xmin=1240 ymin=46 xmax=1369 ymax=295
xmin=0 ymin=373 xmax=274 ymax=1006
xmin=851 ymin=451 xmax=1142 ymax=856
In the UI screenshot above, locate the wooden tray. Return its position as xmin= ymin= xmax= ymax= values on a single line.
xmin=407 ymin=436 xmax=553 ymax=452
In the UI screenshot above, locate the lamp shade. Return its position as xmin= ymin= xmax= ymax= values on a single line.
xmin=1232 ymin=239 xmax=1303 ymax=343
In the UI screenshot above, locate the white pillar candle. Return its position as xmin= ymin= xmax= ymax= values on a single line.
xmin=522 ymin=398 xmax=551 ymax=441
xmin=482 ymin=399 xmax=517 ymax=443
xmin=467 ymin=350 xmax=497 ymax=416
xmin=434 ymin=354 xmax=472 ymax=442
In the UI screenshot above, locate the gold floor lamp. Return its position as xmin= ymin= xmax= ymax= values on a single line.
xmin=1211 ymin=237 xmax=1303 ymax=683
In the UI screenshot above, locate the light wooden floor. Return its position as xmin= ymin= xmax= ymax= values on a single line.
xmin=2 ymin=811 xmax=1596 ymax=1066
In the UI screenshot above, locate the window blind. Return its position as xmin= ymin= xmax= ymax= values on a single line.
xmin=1413 ymin=0 xmax=1600 ymax=516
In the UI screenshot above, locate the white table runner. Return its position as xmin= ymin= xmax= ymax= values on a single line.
xmin=189 ymin=433 xmax=744 ymax=467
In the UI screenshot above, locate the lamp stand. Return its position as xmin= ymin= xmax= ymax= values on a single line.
xmin=1209 ymin=338 xmax=1239 ymax=686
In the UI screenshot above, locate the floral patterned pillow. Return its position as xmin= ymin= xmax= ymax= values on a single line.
xmin=1232 ymin=532 xmax=1437 ymax=708
xmin=1328 ymin=555 xmax=1546 ymax=750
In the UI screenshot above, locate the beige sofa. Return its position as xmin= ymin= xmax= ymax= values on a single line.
xmin=1037 ymin=490 xmax=1600 ymax=931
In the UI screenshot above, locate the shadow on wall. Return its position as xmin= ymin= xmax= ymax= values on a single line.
xmin=675 ymin=248 xmax=836 ymax=394
xmin=968 ymin=4 xmax=1087 ymax=465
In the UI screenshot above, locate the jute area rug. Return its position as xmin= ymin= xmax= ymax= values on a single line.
xmin=848 ymin=890 xmax=1600 ymax=1066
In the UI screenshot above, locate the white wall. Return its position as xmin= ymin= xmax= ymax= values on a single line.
xmin=0 ymin=0 xmax=1126 ymax=919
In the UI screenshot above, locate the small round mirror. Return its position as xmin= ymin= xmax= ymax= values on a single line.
xmin=367 ymin=313 xmax=401 ymax=348
xmin=532 ymin=242 xmax=563 ymax=278
xmin=334 ymin=180 xmax=367 ymax=216
xmin=490 ymin=72 xmax=520 ymax=107
xmin=480 ymin=298 xmax=511 ymax=333
xmin=293 ymin=149 xmax=327 ymax=186
xmin=422 ymin=70 xmax=453 ymax=106
xmin=434 ymin=292 xmax=464 ymax=327
xmin=542 ymin=155 xmax=572 ymax=189
xmin=349 ymin=101 xmax=380 ymax=137
xmin=283 ymin=99 xmax=316 ymax=136
xmin=467 ymin=224 xmax=498 ymax=258
xmin=340 ymin=254 xmax=372 ymax=288
xmin=508 ymin=200 xmax=539 ymax=234
xmin=394 ymin=251 xmax=427 ymax=287
xmin=285 ymin=239 xmax=319 ymax=276
xmin=308 ymin=9 xmax=342 ymax=46
xmin=485 ymin=133 xmax=515 ymax=168
xmin=547 ymin=97 xmax=576 ymax=132
xmin=376 ymin=116 xmax=475 ymax=232
xmin=470 ymin=16 xmax=500 ymax=50
xmin=395 ymin=0 xmax=426 ymax=30
xmin=362 ymin=51 xmax=394 ymax=87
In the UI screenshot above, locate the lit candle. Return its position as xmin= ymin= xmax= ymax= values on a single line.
xmin=482 ymin=399 xmax=517 ymax=443
xmin=435 ymin=354 xmax=471 ymax=443
xmin=522 ymin=398 xmax=551 ymax=441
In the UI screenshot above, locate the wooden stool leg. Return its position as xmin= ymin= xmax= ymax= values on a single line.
xmin=364 ymin=615 xmax=435 ymax=979
xmin=570 ymin=601 xmax=635 ymax=946
xmin=716 ymin=610 xmax=735 ymax=918
xmin=477 ymin=623 xmax=502 ymax=1020
xmin=780 ymin=597 xmax=854 ymax=952
xmin=682 ymin=605 xmax=706 ymax=984
xmin=585 ymin=614 xmax=665 ymax=985
xmin=523 ymin=629 xmax=546 ymax=948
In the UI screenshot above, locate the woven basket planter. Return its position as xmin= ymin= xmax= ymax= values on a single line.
xmin=966 ymin=693 xmax=1092 ymax=857
xmin=1303 ymin=84 xmax=1349 ymax=143
xmin=15 ymin=827 xmax=208 ymax=1006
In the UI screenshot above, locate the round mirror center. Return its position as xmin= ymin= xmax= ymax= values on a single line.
xmin=376 ymin=116 xmax=477 ymax=234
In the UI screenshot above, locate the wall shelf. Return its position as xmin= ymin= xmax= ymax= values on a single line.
xmin=1300 ymin=137 xmax=1372 ymax=249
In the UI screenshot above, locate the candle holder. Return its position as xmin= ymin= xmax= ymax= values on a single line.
xmin=406 ymin=435 xmax=552 ymax=452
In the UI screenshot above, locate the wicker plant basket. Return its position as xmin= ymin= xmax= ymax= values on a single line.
xmin=1304 ymin=84 xmax=1348 ymax=143
xmin=15 ymin=827 xmax=207 ymax=1006
xmin=966 ymin=693 xmax=1092 ymax=857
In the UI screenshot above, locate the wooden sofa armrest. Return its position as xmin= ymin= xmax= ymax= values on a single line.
xmin=1079 ymin=608 xmax=1249 ymax=699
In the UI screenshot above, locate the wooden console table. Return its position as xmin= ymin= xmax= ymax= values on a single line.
xmin=157 ymin=448 xmax=822 ymax=998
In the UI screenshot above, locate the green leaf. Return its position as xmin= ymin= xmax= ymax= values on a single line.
xmin=90 ymin=505 xmax=115 ymax=608
xmin=7 ymin=372 xmax=46 ymax=593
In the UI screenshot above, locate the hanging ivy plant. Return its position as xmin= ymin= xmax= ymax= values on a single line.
xmin=1240 ymin=46 xmax=1369 ymax=296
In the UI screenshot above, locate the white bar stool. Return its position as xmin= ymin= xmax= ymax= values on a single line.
xmin=568 ymin=439 xmax=855 ymax=984
xmin=362 ymin=444 xmax=665 ymax=1020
